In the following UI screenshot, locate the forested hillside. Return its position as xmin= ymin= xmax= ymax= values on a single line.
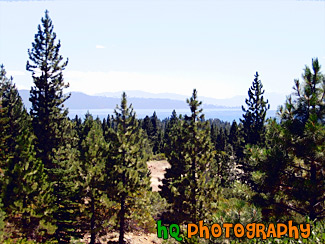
xmin=0 ymin=11 xmax=324 ymax=244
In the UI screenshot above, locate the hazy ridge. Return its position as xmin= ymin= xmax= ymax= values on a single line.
xmin=19 ymin=90 xmax=286 ymax=110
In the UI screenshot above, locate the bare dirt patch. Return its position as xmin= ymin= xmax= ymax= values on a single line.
xmin=147 ymin=160 xmax=171 ymax=192
xmin=83 ymin=232 xmax=162 ymax=244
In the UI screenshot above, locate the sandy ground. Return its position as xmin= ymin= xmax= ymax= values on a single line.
xmin=82 ymin=232 xmax=162 ymax=244
xmin=147 ymin=160 xmax=171 ymax=192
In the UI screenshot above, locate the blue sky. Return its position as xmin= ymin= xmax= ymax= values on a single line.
xmin=0 ymin=0 xmax=324 ymax=101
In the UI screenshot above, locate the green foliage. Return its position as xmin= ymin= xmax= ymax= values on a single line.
xmin=2 ymin=11 xmax=325 ymax=242
xmin=151 ymin=153 xmax=166 ymax=161
xmin=163 ymin=110 xmax=180 ymax=154
xmin=0 ymin=199 xmax=5 ymax=242
xmin=26 ymin=10 xmax=70 ymax=169
xmin=26 ymin=11 xmax=81 ymax=242
xmin=160 ymin=110 xmax=187 ymax=222
xmin=108 ymin=92 xmax=152 ymax=243
xmin=161 ymin=89 xmax=219 ymax=224
xmin=241 ymin=72 xmax=270 ymax=147
xmin=209 ymin=119 xmax=241 ymax=188
xmin=228 ymin=120 xmax=241 ymax=155
xmin=216 ymin=127 xmax=227 ymax=152
xmin=77 ymin=114 xmax=110 ymax=244
xmin=214 ymin=149 xmax=241 ymax=188
xmin=48 ymin=136 xmax=83 ymax=242
xmin=251 ymin=58 xmax=325 ymax=221
xmin=142 ymin=112 xmax=164 ymax=154
xmin=239 ymin=72 xmax=270 ymax=191
xmin=0 ymin=65 xmax=45 ymax=238
xmin=215 ymin=184 xmax=262 ymax=226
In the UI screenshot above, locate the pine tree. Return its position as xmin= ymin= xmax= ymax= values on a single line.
xmin=150 ymin=112 xmax=163 ymax=153
xmin=141 ymin=112 xmax=163 ymax=154
xmin=0 ymin=66 xmax=10 ymax=188
xmin=102 ymin=114 xmax=115 ymax=143
xmin=252 ymin=58 xmax=325 ymax=220
xmin=108 ymin=93 xmax=151 ymax=244
xmin=161 ymin=90 xmax=219 ymax=224
xmin=142 ymin=116 xmax=154 ymax=138
xmin=215 ymin=127 xmax=227 ymax=151
xmin=26 ymin=11 xmax=80 ymax=242
xmin=228 ymin=120 xmax=241 ymax=154
xmin=26 ymin=9 xmax=70 ymax=172
xmin=78 ymin=114 xmax=109 ymax=244
xmin=208 ymin=120 xmax=242 ymax=188
xmin=73 ymin=114 xmax=83 ymax=138
xmin=163 ymin=110 xmax=179 ymax=150
xmin=160 ymin=111 xmax=187 ymax=222
xmin=0 ymin=65 xmax=44 ymax=237
xmin=239 ymin=72 xmax=270 ymax=186
xmin=240 ymin=72 xmax=270 ymax=146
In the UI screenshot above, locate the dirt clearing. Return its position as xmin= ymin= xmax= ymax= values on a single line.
xmin=147 ymin=160 xmax=171 ymax=192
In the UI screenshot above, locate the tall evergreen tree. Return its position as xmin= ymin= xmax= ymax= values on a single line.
xmin=160 ymin=111 xmax=186 ymax=222
xmin=0 ymin=65 xmax=44 ymax=237
xmin=161 ymin=90 xmax=219 ymax=224
xmin=162 ymin=110 xmax=179 ymax=153
xmin=26 ymin=11 xmax=80 ymax=242
xmin=240 ymin=72 xmax=270 ymax=146
xmin=252 ymin=59 xmax=325 ymax=221
xmin=210 ymin=123 xmax=218 ymax=148
xmin=108 ymin=93 xmax=151 ymax=244
xmin=239 ymin=72 xmax=270 ymax=186
xmin=26 ymin=9 xmax=70 ymax=172
xmin=102 ymin=114 xmax=115 ymax=143
xmin=78 ymin=114 xmax=109 ymax=244
xmin=150 ymin=112 xmax=162 ymax=153
xmin=142 ymin=112 xmax=163 ymax=154
xmin=142 ymin=116 xmax=154 ymax=138
xmin=228 ymin=120 xmax=241 ymax=154
xmin=215 ymin=127 xmax=227 ymax=151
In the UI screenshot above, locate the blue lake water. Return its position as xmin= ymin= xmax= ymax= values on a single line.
xmin=69 ymin=108 xmax=277 ymax=122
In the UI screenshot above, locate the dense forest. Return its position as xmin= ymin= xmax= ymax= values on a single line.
xmin=0 ymin=11 xmax=324 ymax=244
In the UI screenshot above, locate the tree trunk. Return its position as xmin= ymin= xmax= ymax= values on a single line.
xmin=119 ymin=194 xmax=126 ymax=244
xmin=90 ymin=194 xmax=96 ymax=244
xmin=22 ymin=195 xmax=28 ymax=238
xmin=309 ymin=161 xmax=316 ymax=220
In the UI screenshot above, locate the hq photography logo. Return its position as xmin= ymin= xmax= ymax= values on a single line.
xmin=156 ymin=220 xmax=311 ymax=242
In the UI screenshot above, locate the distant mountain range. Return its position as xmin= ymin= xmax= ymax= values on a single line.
xmin=96 ymin=90 xmax=287 ymax=109
xmin=19 ymin=90 xmax=286 ymax=110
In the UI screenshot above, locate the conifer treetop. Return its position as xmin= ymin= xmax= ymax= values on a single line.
xmin=242 ymin=72 xmax=269 ymax=118
xmin=27 ymin=9 xmax=70 ymax=118
xmin=27 ymin=10 xmax=68 ymax=77
xmin=240 ymin=72 xmax=270 ymax=146
xmin=114 ymin=92 xmax=138 ymax=129
xmin=186 ymin=89 xmax=204 ymax=121
xmin=280 ymin=58 xmax=325 ymax=124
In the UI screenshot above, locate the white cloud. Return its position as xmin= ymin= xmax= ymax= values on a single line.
xmin=95 ymin=45 xmax=106 ymax=49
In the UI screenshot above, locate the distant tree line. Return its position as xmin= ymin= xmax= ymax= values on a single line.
xmin=0 ymin=10 xmax=324 ymax=244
